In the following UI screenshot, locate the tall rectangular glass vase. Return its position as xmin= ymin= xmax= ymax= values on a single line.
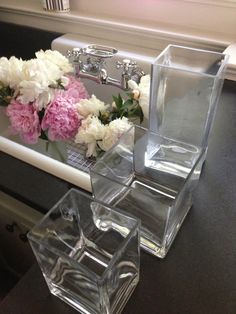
xmin=149 ymin=45 xmax=228 ymax=154
xmin=91 ymin=126 xmax=204 ymax=258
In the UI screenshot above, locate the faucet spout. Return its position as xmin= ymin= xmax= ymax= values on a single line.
xmin=78 ymin=72 xmax=101 ymax=85
xmin=104 ymin=76 xmax=128 ymax=90
xmin=100 ymin=68 xmax=129 ymax=90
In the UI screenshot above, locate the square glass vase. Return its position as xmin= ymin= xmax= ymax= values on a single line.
xmin=149 ymin=45 xmax=228 ymax=151
xmin=91 ymin=125 xmax=205 ymax=258
xmin=27 ymin=189 xmax=140 ymax=314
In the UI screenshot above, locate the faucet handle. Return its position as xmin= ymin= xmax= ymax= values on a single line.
xmin=67 ymin=48 xmax=83 ymax=62
xmin=116 ymin=59 xmax=137 ymax=73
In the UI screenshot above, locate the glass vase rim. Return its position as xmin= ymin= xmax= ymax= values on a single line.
xmin=27 ymin=188 xmax=140 ymax=281
xmin=152 ymin=44 xmax=229 ymax=78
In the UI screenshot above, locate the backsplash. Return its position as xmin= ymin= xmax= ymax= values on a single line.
xmin=0 ymin=22 xmax=61 ymax=59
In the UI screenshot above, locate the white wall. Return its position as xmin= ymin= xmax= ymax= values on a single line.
xmin=0 ymin=0 xmax=235 ymax=53
xmin=71 ymin=0 xmax=236 ymax=44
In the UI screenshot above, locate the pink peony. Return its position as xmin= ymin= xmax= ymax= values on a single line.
xmin=61 ymin=75 xmax=89 ymax=103
xmin=41 ymin=94 xmax=81 ymax=141
xmin=6 ymin=100 xmax=41 ymax=144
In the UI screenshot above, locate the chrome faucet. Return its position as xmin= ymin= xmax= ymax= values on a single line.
xmin=67 ymin=44 xmax=145 ymax=90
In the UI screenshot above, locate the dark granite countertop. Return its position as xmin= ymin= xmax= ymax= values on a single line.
xmin=0 ymin=80 xmax=236 ymax=313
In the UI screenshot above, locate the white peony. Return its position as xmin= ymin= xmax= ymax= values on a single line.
xmin=0 ymin=54 xmax=66 ymax=105
xmin=0 ymin=57 xmax=9 ymax=85
xmin=98 ymin=117 xmax=132 ymax=152
xmin=35 ymin=88 xmax=55 ymax=110
xmin=8 ymin=57 xmax=25 ymax=88
xmin=60 ymin=75 xmax=70 ymax=88
xmin=17 ymin=58 xmax=63 ymax=104
xmin=128 ymin=74 xmax=150 ymax=119
xmin=18 ymin=80 xmax=46 ymax=104
xmin=0 ymin=57 xmax=24 ymax=87
xmin=128 ymin=79 xmax=138 ymax=90
xmin=35 ymin=49 xmax=73 ymax=73
xmin=75 ymin=115 xmax=106 ymax=157
xmin=77 ymin=95 xmax=108 ymax=118
xmin=22 ymin=58 xmax=62 ymax=85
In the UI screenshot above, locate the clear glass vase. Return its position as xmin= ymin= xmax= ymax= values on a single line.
xmin=28 ymin=189 xmax=140 ymax=314
xmin=91 ymin=125 xmax=205 ymax=258
xmin=149 ymin=45 xmax=228 ymax=152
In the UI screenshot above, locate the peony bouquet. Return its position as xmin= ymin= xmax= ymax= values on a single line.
xmin=0 ymin=49 xmax=150 ymax=158
xmin=74 ymin=74 xmax=150 ymax=157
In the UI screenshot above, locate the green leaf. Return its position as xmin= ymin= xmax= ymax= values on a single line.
xmin=112 ymin=94 xmax=123 ymax=110
xmin=57 ymin=78 xmax=66 ymax=90
xmin=0 ymin=99 xmax=9 ymax=107
xmin=39 ymin=129 xmax=48 ymax=141
xmin=0 ymin=84 xmax=14 ymax=106
xmin=139 ymin=107 xmax=144 ymax=124
xmin=38 ymin=109 xmax=45 ymax=123
xmin=98 ymin=110 xmax=111 ymax=125
xmin=122 ymin=99 xmax=133 ymax=109
xmin=135 ymin=104 xmax=144 ymax=124
xmin=125 ymin=103 xmax=144 ymax=124
xmin=110 ymin=111 xmax=120 ymax=121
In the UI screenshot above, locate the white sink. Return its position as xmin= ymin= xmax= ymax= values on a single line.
xmin=0 ymin=34 xmax=154 ymax=192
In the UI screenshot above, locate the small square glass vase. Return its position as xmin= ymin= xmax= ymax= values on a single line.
xmin=149 ymin=45 xmax=228 ymax=151
xmin=91 ymin=125 xmax=205 ymax=258
xmin=28 ymin=189 xmax=140 ymax=314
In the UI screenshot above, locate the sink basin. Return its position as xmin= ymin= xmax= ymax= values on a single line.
xmin=0 ymin=35 xmax=153 ymax=192
xmin=0 ymin=111 xmax=92 ymax=191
